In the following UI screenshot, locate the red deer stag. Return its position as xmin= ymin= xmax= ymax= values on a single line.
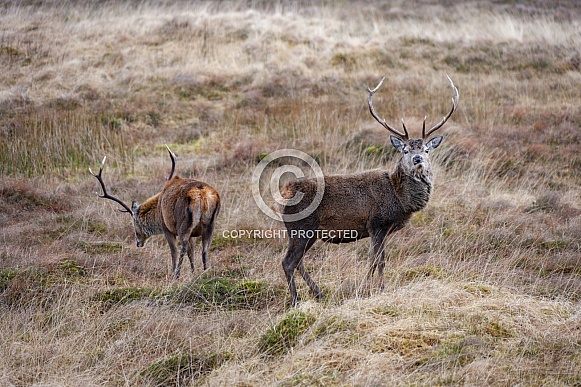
xmin=279 ymin=76 xmax=459 ymax=305
xmin=90 ymin=146 xmax=220 ymax=279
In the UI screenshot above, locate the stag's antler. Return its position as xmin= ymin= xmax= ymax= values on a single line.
xmin=422 ymin=75 xmax=459 ymax=139
xmin=367 ymin=77 xmax=409 ymax=140
xmin=89 ymin=157 xmax=133 ymax=214
xmin=165 ymin=145 xmax=177 ymax=181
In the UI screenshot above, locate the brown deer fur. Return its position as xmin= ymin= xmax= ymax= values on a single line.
xmin=279 ymin=76 xmax=458 ymax=305
xmin=131 ymin=177 xmax=220 ymax=279
xmin=91 ymin=149 xmax=220 ymax=280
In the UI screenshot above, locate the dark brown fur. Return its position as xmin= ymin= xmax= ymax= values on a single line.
xmin=279 ymin=76 xmax=458 ymax=305
xmin=280 ymin=136 xmax=443 ymax=305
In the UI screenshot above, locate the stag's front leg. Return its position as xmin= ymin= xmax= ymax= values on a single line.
xmin=367 ymin=227 xmax=389 ymax=286
xmin=163 ymin=230 xmax=180 ymax=279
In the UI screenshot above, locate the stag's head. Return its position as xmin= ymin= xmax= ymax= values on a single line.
xmin=131 ymin=201 xmax=146 ymax=247
xmin=90 ymin=146 xmax=177 ymax=248
xmin=367 ymin=75 xmax=459 ymax=182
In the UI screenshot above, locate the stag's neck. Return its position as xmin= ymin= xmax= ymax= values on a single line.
xmin=138 ymin=194 xmax=164 ymax=236
xmin=391 ymin=164 xmax=433 ymax=214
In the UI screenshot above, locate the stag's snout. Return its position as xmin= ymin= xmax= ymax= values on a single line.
xmin=413 ymin=155 xmax=423 ymax=165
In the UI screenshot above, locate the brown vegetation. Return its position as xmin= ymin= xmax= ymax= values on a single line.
xmin=0 ymin=1 xmax=580 ymax=385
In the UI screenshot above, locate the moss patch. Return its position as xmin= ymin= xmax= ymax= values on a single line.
xmin=92 ymin=287 xmax=154 ymax=313
xmin=258 ymin=310 xmax=316 ymax=356
xmin=141 ymin=352 xmax=231 ymax=385
xmin=170 ymin=277 xmax=279 ymax=310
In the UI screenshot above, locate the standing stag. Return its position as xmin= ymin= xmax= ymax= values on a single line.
xmin=279 ymin=76 xmax=459 ymax=305
xmin=90 ymin=147 xmax=220 ymax=279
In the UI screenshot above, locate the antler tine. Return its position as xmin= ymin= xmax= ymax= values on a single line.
xmin=367 ymin=77 xmax=409 ymax=140
xmin=89 ymin=156 xmax=133 ymax=214
xmin=165 ymin=144 xmax=177 ymax=181
xmin=401 ymin=119 xmax=409 ymax=136
xmin=422 ymin=75 xmax=460 ymax=139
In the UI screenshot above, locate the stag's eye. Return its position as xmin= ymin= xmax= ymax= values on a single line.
xmin=403 ymin=149 xmax=409 ymax=154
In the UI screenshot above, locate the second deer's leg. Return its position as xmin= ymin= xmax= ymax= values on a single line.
xmin=200 ymin=222 xmax=216 ymax=271
xmin=163 ymin=229 xmax=179 ymax=278
xmin=186 ymin=238 xmax=195 ymax=272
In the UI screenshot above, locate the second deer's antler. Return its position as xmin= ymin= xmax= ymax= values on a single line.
xmin=89 ymin=156 xmax=133 ymax=214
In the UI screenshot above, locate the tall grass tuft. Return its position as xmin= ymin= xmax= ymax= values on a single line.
xmin=0 ymin=108 xmax=130 ymax=177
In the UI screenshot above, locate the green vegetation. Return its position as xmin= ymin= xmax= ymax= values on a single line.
xmin=92 ymin=287 xmax=154 ymax=313
xmin=0 ymin=269 xmax=18 ymax=293
xmin=258 ymin=310 xmax=316 ymax=356
xmin=141 ymin=352 xmax=231 ymax=386
xmin=170 ymin=277 xmax=279 ymax=310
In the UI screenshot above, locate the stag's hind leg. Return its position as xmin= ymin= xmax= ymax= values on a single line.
xmin=297 ymin=261 xmax=323 ymax=299
xmin=200 ymin=222 xmax=216 ymax=271
xmin=174 ymin=207 xmax=200 ymax=279
xmin=163 ymin=229 xmax=180 ymax=279
xmin=186 ymin=237 xmax=196 ymax=273
xmin=282 ymin=236 xmax=317 ymax=306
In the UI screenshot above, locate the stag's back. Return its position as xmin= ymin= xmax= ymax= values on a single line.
xmin=280 ymin=169 xmax=409 ymax=236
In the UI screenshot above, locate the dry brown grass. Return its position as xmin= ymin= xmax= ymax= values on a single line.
xmin=1 ymin=1 xmax=580 ymax=385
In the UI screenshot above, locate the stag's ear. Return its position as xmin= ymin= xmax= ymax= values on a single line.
xmin=131 ymin=201 xmax=139 ymax=214
xmin=426 ymin=136 xmax=443 ymax=151
xmin=390 ymin=135 xmax=406 ymax=153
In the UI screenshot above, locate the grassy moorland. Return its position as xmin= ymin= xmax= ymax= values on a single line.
xmin=1 ymin=0 xmax=580 ymax=385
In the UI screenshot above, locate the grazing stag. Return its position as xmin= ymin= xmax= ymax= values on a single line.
xmin=90 ymin=147 xmax=220 ymax=279
xmin=279 ymin=76 xmax=459 ymax=305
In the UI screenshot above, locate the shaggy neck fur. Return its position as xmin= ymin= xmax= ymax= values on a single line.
xmin=391 ymin=163 xmax=433 ymax=213
xmin=136 ymin=193 xmax=164 ymax=237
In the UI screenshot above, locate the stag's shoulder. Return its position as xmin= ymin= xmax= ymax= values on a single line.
xmin=139 ymin=193 xmax=161 ymax=213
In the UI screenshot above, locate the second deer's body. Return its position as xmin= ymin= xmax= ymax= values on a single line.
xmin=132 ymin=176 xmax=220 ymax=279
xmin=91 ymin=147 xmax=220 ymax=280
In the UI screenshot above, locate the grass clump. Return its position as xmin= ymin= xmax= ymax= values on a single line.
xmin=76 ymin=241 xmax=123 ymax=255
xmin=55 ymin=259 xmax=88 ymax=278
xmin=0 ymin=269 xmax=18 ymax=293
xmin=92 ymin=287 xmax=154 ymax=313
xmin=258 ymin=310 xmax=316 ymax=356
xmin=401 ymin=266 xmax=447 ymax=281
xmin=170 ymin=277 xmax=278 ymax=310
xmin=141 ymin=352 xmax=231 ymax=386
xmin=369 ymin=331 xmax=441 ymax=357
xmin=0 ymin=109 xmax=129 ymax=177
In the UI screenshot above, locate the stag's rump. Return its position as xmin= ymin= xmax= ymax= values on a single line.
xmin=159 ymin=176 xmax=220 ymax=237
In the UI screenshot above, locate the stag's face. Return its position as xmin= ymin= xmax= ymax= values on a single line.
xmin=391 ymin=135 xmax=442 ymax=182
xmin=131 ymin=201 xmax=149 ymax=248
